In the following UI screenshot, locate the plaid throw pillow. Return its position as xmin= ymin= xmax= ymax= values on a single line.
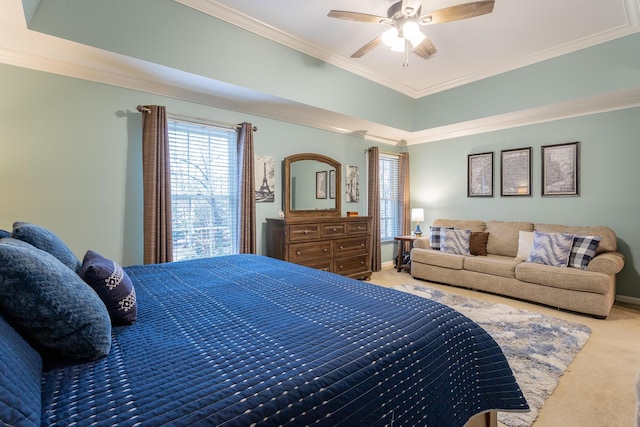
xmin=568 ymin=235 xmax=601 ymax=270
xmin=429 ymin=226 xmax=453 ymax=250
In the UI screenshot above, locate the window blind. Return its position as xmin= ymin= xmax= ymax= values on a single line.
xmin=379 ymin=153 xmax=401 ymax=242
xmin=168 ymin=120 xmax=238 ymax=261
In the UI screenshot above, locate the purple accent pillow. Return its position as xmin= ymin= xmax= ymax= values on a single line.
xmin=80 ymin=250 xmax=137 ymax=325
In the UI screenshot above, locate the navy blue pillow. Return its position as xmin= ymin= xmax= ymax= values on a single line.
xmin=80 ymin=250 xmax=137 ymax=325
xmin=0 ymin=238 xmax=111 ymax=360
xmin=0 ymin=229 xmax=10 ymax=239
xmin=0 ymin=313 xmax=42 ymax=426
xmin=11 ymin=222 xmax=82 ymax=273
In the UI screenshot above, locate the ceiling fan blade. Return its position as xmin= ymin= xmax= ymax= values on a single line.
xmin=351 ymin=36 xmax=383 ymax=58
xmin=328 ymin=10 xmax=388 ymax=24
xmin=401 ymin=0 xmax=423 ymax=17
xmin=413 ymin=37 xmax=437 ymax=59
xmin=420 ymin=1 xmax=495 ymax=25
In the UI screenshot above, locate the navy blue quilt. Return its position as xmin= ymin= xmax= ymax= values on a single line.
xmin=41 ymin=255 xmax=527 ymax=426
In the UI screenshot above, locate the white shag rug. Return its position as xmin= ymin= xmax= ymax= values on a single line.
xmin=395 ymin=284 xmax=591 ymax=427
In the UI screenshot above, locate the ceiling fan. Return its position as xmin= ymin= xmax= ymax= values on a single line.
xmin=328 ymin=0 xmax=495 ymax=66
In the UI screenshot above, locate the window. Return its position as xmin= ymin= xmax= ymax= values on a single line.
xmin=168 ymin=119 xmax=238 ymax=261
xmin=379 ymin=153 xmax=401 ymax=242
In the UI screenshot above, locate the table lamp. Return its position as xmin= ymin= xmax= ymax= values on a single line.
xmin=411 ymin=208 xmax=424 ymax=236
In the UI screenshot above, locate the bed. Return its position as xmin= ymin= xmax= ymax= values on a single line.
xmin=1 ymin=240 xmax=528 ymax=426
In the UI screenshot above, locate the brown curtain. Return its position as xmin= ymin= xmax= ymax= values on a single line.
xmin=399 ymin=152 xmax=411 ymax=236
xmin=367 ymin=146 xmax=381 ymax=272
xmin=237 ymin=122 xmax=256 ymax=254
xmin=138 ymin=105 xmax=173 ymax=264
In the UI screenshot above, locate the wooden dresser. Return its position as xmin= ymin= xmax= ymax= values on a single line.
xmin=266 ymin=216 xmax=373 ymax=280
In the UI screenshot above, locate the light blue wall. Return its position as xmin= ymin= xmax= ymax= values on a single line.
xmin=408 ymin=107 xmax=640 ymax=298
xmin=412 ymin=33 xmax=640 ymax=129
xmin=0 ymin=63 xmax=379 ymax=266
xmin=28 ymin=0 xmax=416 ymax=131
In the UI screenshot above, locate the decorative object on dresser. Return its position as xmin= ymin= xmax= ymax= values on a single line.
xmin=266 ymin=216 xmax=373 ymax=280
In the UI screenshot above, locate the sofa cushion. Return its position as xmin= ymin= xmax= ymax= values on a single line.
xmin=469 ymin=232 xmax=489 ymax=256
xmin=568 ymin=235 xmax=601 ymax=270
xmin=432 ymin=219 xmax=485 ymax=232
xmin=485 ymin=221 xmax=534 ymax=257
xmin=515 ymin=231 xmax=534 ymax=261
xmin=441 ymin=228 xmax=471 ymax=255
xmin=534 ymin=223 xmax=617 ymax=254
xmin=516 ymin=262 xmax=610 ymax=294
xmin=411 ymin=249 xmax=464 ymax=270
xmin=464 ymin=254 xmax=520 ymax=279
xmin=526 ymin=231 xmax=575 ymax=267
xmin=0 ymin=314 xmax=42 ymax=427
xmin=0 ymin=238 xmax=112 ymax=360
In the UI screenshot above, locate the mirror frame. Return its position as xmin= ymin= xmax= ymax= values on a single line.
xmin=284 ymin=153 xmax=342 ymax=218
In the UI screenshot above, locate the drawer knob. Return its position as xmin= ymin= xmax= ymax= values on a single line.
xmin=303 ymin=230 xmax=308 ymax=234
xmin=332 ymin=228 xmax=337 ymax=232
xmin=360 ymin=261 xmax=365 ymax=265
xmin=323 ymin=248 xmax=328 ymax=252
xmin=296 ymin=251 xmax=301 ymax=255
xmin=360 ymin=243 xmax=364 ymax=246
xmin=339 ymin=246 xmax=344 ymax=249
xmin=339 ymin=265 xmax=344 ymax=269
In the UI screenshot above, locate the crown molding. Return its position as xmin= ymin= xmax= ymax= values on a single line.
xmin=2 ymin=0 xmax=639 ymax=147
xmin=175 ymin=0 xmax=640 ymax=99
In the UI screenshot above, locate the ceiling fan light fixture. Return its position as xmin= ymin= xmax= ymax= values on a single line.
xmin=381 ymin=27 xmax=405 ymax=52
xmin=402 ymin=20 xmax=426 ymax=47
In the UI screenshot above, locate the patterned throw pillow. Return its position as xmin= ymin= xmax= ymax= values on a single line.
xmin=441 ymin=228 xmax=471 ymax=256
xmin=526 ymin=231 xmax=575 ymax=267
xmin=0 ymin=238 xmax=111 ymax=360
xmin=80 ymin=250 xmax=137 ymax=325
xmin=11 ymin=222 xmax=82 ymax=273
xmin=429 ymin=226 xmax=453 ymax=250
xmin=568 ymin=235 xmax=601 ymax=270
xmin=469 ymin=232 xmax=489 ymax=256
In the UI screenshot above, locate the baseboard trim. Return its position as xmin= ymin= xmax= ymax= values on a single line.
xmin=616 ymin=295 xmax=640 ymax=306
xmin=381 ymin=260 xmax=394 ymax=268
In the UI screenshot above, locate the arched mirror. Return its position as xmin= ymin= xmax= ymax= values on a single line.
xmin=284 ymin=153 xmax=341 ymax=218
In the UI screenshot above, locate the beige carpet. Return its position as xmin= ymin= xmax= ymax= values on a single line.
xmin=369 ymin=265 xmax=640 ymax=427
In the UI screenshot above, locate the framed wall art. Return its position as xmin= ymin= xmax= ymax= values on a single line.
xmin=346 ymin=165 xmax=359 ymax=203
xmin=329 ymin=169 xmax=336 ymax=199
xmin=501 ymin=147 xmax=531 ymax=197
xmin=541 ymin=141 xmax=580 ymax=197
xmin=467 ymin=152 xmax=494 ymax=197
xmin=315 ymin=171 xmax=327 ymax=199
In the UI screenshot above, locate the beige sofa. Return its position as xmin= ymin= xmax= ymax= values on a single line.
xmin=410 ymin=219 xmax=625 ymax=318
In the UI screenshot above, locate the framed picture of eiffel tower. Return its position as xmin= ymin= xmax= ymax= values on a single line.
xmin=255 ymin=154 xmax=275 ymax=203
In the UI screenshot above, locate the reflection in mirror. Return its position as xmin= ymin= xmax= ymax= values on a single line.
xmin=290 ymin=160 xmax=335 ymax=211
xmin=284 ymin=153 xmax=341 ymax=218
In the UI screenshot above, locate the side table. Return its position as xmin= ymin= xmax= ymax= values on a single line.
xmin=394 ymin=235 xmax=419 ymax=272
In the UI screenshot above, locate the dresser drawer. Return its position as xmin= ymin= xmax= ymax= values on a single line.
xmin=321 ymin=223 xmax=346 ymax=237
xmin=287 ymin=224 xmax=320 ymax=241
xmin=334 ymin=254 xmax=369 ymax=276
xmin=288 ymin=241 xmax=332 ymax=262
xmin=298 ymin=259 xmax=332 ymax=272
xmin=347 ymin=220 xmax=370 ymax=235
xmin=334 ymin=236 xmax=368 ymax=257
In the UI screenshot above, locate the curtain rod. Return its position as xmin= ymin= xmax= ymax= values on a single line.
xmin=136 ymin=106 xmax=257 ymax=132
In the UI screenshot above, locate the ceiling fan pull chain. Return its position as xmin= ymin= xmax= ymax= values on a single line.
xmin=403 ymin=39 xmax=409 ymax=67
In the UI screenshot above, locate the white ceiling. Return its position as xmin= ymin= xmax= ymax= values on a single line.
xmin=178 ymin=0 xmax=640 ymax=98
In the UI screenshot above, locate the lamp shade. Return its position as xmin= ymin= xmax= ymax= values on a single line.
xmin=411 ymin=208 xmax=424 ymax=222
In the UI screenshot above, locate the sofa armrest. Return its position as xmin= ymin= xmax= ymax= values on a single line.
xmin=413 ymin=237 xmax=431 ymax=250
xmin=588 ymin=252 xmax=624 ymax=275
